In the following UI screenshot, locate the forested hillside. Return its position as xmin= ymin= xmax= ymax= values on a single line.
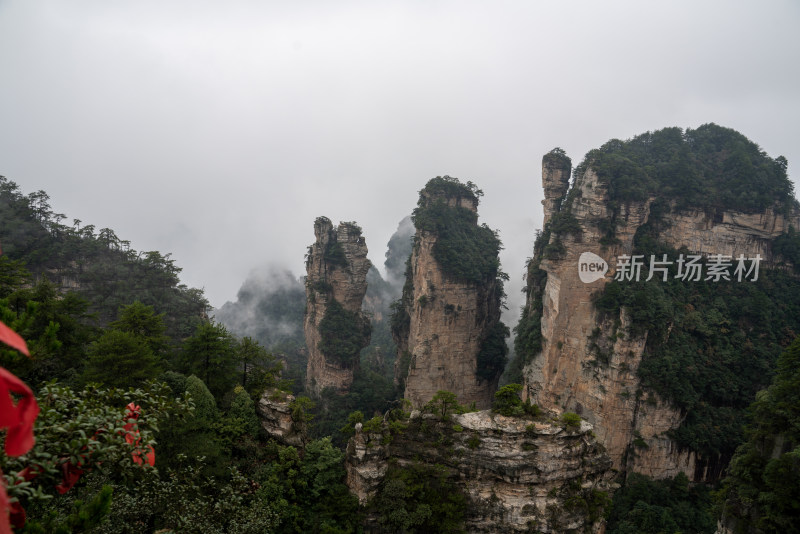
xmin=0 ymin=177 xmax=208 ymax=341
xmin=0 ymin=177 xmax=361 ymax=532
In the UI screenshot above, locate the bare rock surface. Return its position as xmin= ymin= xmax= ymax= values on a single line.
xmin=256 ymin=389 xmax=305 ymax=447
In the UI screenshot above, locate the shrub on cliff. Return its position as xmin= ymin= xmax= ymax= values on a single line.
xmin=317 ymin=299 xmax=371 ymax=367
xmin=492 ymin=383 xmax=524 ymax=416
xmin=424 ymin=390 xmax=463 ymax=421
xmin=561 ymin=412 xmax=582 ymax=429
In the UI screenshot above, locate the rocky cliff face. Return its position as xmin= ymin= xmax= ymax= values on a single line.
xmin=393 ymin=177 xmax=507 ymax=410
xmin=520 ymin=150 xmax=800 ymax=482
xmin=345 ymin=409 xmax=614 ymax=533
xmin=304 ymin=216 xmax=371 ymax=396
xmin=256 ymin=388 xmax=306 ymax=447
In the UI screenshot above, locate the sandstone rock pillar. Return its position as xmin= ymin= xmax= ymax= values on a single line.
xmin=393 ymin=177 xmax=507 ymax=410
xmin=541 ymin=148 xmax=572 ymax=227
xmin=304 ymin=216 xmax=371 ymax=396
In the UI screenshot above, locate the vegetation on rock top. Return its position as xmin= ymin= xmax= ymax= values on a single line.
xmin=575 ymin=123 xmax=794 ymax=215
xmin=411 ymin=176 xmax=502 ymax=285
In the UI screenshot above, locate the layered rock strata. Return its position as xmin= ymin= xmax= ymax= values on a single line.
xmin=345 ymin=410 xmax=614 ymax=533
xmin=304 ymin=216 xmax=371 ymax=396
xmin=521 ymin=154 xmax=800 ymax=481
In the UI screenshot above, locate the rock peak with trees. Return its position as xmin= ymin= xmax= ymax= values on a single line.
xmin=513 ymin=124 xmax=800 ymax=485
xmin=304 ymin=216 xmax=372 ymax=396
xmin=391 ymin=176 xmax=509 ymax=410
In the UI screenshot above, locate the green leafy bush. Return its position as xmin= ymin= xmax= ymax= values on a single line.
xmin=317 ymin=299 xmax=370 ymax=367
xmin=561 ymin=412 xmax=582 ymax=429
xmin=423 ymin=390 xmax=463 ymax=422
xmin=492 ymin=383 xmax=524 ymax=416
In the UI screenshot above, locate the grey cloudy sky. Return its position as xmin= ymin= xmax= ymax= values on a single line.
xmin=1 ymin=0 xmax=799 ymax=317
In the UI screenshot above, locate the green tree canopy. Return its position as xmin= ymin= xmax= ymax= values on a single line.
xmin=492 ymin=383 xmax=524 ymax=417
xmin=317 ymin=299 xmax=370 ymax=368
xmin=82 ymin=329 xmax=162 ymax=388
xmin=109 ymin=301 xmax=170 ymax=355
xmin=424 ymin=390 xmax=462 ymax=421
xmin=236 ymin=335 xmax=283 ymax=399
xmin=180 ymin=321 xmax=238 ymax=400
xmin=719 ymin=336 xmax=800 ymax=532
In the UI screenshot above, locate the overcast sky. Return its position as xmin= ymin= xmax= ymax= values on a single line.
xmin=1 ymin=1 xmax=799 ymax=318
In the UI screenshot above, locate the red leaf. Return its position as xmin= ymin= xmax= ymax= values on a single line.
xmin=0 ymin=467 xmax=12 ymax=534
xmin=0 ymin=321 xmax=29 ymax=357
xmin=0 ymin=368 xmax=40 ymax=456
xmin=132 ymin=445 xmax=155 ymax=467
xmin=8 ymin=501 xmax=25 ymax=530
xmin=122 ymin=403 xmax=154 ymax=466
xmin=55 ymin=462 xmax=84 ymax=495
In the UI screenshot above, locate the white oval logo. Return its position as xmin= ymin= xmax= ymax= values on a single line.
xmin=578 ymin=252 xmax=608 ymax=283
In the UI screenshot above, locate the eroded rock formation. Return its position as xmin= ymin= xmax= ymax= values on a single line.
xmin=345 ymin=410 xmax=614 ymax=533
xmin=304 ymin=216 xmax=371 ymax=396
xmin=541 ymin=148 xmax=572 ymax=227
xmin=392 ymin=177 xmax=507 ymax=410
xmin=256 ymin=388 xmax=306 ymax=447
xmin=520 ymin=147 xmax=800 ymax=482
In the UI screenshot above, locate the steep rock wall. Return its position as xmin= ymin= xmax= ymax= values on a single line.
xmin=393 ymin=178 xmax=506 ymax=410
xmin=401 ymin=232 xmax=505 ymax=409
xmin=304 ymin=216 xmax=371 ymax=396
xmin=522 ymin=158 xmax=799 ymax=481
xmin=345 ymin=410 xmax=614 ymax=533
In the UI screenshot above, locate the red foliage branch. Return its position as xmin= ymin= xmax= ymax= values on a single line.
xmin=0 ymin=321 xmax=38 ymax=534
